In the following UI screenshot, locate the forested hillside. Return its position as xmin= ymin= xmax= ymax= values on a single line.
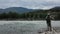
xmin=0 ymin=7 xmax=60 ymax=20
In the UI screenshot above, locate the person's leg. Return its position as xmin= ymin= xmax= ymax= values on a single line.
xmin=49 ymin=22 xmax=52 ymax=31
xmin=46 ymin=21 xmax=49 ymax=31
xmin=47 ymin=21 xmax=52 ymax=31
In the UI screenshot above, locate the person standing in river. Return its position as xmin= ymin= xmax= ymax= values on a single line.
xmin=46 ymin=13 xmax=52 ymax=31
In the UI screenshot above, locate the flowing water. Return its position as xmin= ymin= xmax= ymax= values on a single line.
xmin=0 ymin=21 xmax=60 ymax=34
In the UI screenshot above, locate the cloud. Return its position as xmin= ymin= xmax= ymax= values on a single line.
xmin=0 ymin=0 xmax=60 ymax=9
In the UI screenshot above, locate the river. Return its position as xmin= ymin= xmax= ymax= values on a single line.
xmin=0 ymin=21 xmax=60 ymax=34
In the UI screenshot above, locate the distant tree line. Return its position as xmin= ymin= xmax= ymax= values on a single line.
xmin=0 ymin=11 xmax=47 ymax=20
xmin=0 ymin=11 xmax=60 ymax=20
xmin=55 ymin=13 xmax=60 ymax=20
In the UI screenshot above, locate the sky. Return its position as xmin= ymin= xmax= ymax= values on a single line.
xmin=0 ymin=0 xmax=60 ymax=9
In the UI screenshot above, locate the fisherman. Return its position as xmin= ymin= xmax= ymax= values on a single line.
xmin=46 ymin=13 xmax=52 ymax=31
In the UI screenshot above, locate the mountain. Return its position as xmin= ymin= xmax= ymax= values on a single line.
xmin=51 ymin=6 xmax=60 ymax=10
xmin=0 ymin=7 xmax=33 ymax=13
xmin=48 ymin=6 xmax=60 ymax=12
xmin=0 ymin=6 xmax=60 ymax=14
xmin=50 ymin=6 xmax=60 ymax=11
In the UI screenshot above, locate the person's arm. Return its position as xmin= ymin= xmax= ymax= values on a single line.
xmin=50 ymin=16 xmax=54 ymax=20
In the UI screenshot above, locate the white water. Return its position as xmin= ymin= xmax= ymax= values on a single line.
xmin=0 ymin=21 xmax=59 ymax=34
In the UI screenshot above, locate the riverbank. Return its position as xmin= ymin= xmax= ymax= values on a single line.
xmin=0 ymin=19 xmax=60 ymax=21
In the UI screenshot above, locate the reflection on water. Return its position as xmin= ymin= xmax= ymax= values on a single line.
xmin=0 ymin=21 xmax=59 ymax=34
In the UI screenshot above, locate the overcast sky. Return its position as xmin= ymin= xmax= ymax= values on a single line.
xmin=0 ymin=0 xmax=60 ymax=9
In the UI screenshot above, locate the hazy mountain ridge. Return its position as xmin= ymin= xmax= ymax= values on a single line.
xmin=0 ymin=6 xmax=60 ymax=13
xmin=0 ymin=7 xmax=33 ymax=13
xmin=50 ymin=6 xmax=60 ymax=10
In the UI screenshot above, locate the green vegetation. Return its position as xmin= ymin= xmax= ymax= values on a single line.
xmin=0 ymin=7 xmax=60 ymax=20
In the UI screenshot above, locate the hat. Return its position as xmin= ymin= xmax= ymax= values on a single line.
xmin=47 ymin=13 xmax=50 ymax=15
